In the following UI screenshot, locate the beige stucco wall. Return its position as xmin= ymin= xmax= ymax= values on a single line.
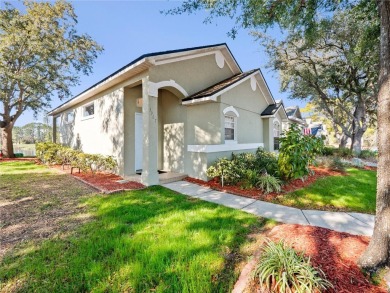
xmin=123 ymin=85 xmax=142 ymax=175
xmin=56 ymin=85 xmax=125 ymax=175
xmin=158 ymin=89 xmax=187 ymax=172
xmin=149 ymin=54 xmax=233 ymax=96
xmin=219 ymin=78 xmax=268 ymax=144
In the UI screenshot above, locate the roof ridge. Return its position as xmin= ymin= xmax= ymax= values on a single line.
xmin=49 ymin=43 xmax=234 ymax=115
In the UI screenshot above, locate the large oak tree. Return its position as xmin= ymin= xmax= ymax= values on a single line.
xmin=170 ymin=0 xmax=390 ymax=272
xmin=258 ymin=5 xmax=379 ymax=153
xmin=0 ymin=1 xmax=102 ymax=157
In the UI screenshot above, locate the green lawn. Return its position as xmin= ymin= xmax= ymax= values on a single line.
xmin=273 ymin=168 xmax=377 ymax=214
xmin=0 ymin=161 xmax=267 ymax=292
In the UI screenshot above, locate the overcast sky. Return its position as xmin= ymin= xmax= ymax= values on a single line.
xmin=7 ymin=0 xmax=305 ymax=126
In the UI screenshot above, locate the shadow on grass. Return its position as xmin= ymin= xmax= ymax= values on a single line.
xmin=1 ymin=186 xmax=263 ymax=293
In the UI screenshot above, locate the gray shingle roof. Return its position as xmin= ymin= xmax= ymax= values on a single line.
xmin=260 ymin=102 xmax=282 ymax=116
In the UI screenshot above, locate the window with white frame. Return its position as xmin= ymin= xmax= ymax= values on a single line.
xmin=273 ymin=121 xmax=280 ymax=150
xmin=64 ymin=111 xmax=75 ymax=124
xmin=223 ymin=106 xmax=239 ymax=143
xmin=224 ymin=115 xmax=236 ymax=141
xmin=83 ymin=102 xmax=94 ymax=118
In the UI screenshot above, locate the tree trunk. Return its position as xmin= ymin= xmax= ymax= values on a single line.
xmin=358 ymin=0 xmax=390 ymax=271
xmin=352 ymin=129 xmax=364 ymax=154
xmin=339 ymin=133 xmax=349 ymax=149
xmin=1 ymin=126 xmax=15 ymax=158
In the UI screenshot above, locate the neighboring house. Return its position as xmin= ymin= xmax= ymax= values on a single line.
xmin=305 ymin=118 xmax=329 ymax=143
xmin=260 ymin=101 xmax=288 ymax=151
xmin=48 ymin=43 xmax=288 ymax=186
xmin=284 ymin=106 xmax=308 ymax=130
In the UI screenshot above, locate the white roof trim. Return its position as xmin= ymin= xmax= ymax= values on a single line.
xmin=49 ymin=44 xmax=241 ymax=115
xmin=182 ymin=96 xmax=217 ymax=105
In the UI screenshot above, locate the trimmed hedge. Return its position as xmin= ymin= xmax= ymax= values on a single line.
xmin=36 ymin=142 xmax=117 ymax=173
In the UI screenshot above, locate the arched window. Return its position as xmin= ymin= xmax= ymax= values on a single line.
xmin=223 ymin=106 xmax=239 ymax=143
xmin=273 ymin=121 xmax=280 ymax=150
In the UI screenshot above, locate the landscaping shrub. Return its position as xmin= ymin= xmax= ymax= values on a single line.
xmin=35 ymin=142 xmax=117 ymax=173
xmin=206 ymin=148 xmax=280 ymax=189
xmin=256 ymin=174 xmax=282 ymax=194
xmin=254 ymin=240 xmax=331 ymax=293
xmin=316 ymin=156 xmax=346 ymax=172
xmin=278 ymin=124 xmax=324 ymax=180
xmin=358 ymin=149 xmax=378 ymax=160
xmin=322 ymin=146 xmax=336 ymax=156
xmin=334 ymin=147 xmax=353 ymax=158
xmin=240 ymin=169 xmax=259 ymax=189
xmin=255 ymin=147 xmax=279 ymax=176
xmin=206 ymin=157 xmax=241 ymax=185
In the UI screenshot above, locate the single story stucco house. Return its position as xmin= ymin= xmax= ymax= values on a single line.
xmin=48 ymin=43 xmax=289 ymax=186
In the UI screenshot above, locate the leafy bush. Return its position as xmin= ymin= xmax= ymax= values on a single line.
xmin=322 ymin=146 xmax=336 ymax=156
xmin=240 ymin=169 xmax=259 ymax=189
xmin=35 ymin=142 xmax=117 ymax=173
xmin=206 ymin=148 xmax=280 ymax=188
xmin=278 ymin=124 xmax=324 ymax=180
xmin=254 ymin=240 xmax=332 ymax=293
xmin=256 ymin=174 xmax=282 ymax=194
xmin=316 ymin=156 xmax=346 ymax=172
xmin=334 ymin=147 xmax=353 ymax=158
xmin=206 ymin=157 xmax=241 ymax=185
xmin=358 ymin=149 xmax=378 ymax=160
xmin=255 ymin=147 xmax=279 ymax=176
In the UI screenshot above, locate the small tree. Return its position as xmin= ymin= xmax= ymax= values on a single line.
xmin=278 ymin=124 xmax=324 ymax=180
xmin=0 ymin=1 xmax=102 ymax=157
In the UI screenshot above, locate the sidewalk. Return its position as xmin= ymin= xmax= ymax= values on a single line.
xmin=162 ymin=181 xmax=375 ymax=236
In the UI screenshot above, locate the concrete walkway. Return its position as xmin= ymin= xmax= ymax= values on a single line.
xmin=162 ymin=181 xmax=375 ymax=236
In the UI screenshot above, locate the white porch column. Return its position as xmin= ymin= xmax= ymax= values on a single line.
xmin=141 ymin=77 xmax=159 ymax=186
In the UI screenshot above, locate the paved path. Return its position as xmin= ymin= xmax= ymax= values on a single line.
xmin=162 ymin=181 xmax=375 ymax=236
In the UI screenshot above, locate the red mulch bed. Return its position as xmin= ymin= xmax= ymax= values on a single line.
xmin=48 ymin=164 xmax=145 ymax=193
xmin=72 ymin=172 xmax=145 ymax=193
xmin=186 ymin=167 xmax=344 ymax=201
xmin=257 ymin=224 xmax=387 ymax=293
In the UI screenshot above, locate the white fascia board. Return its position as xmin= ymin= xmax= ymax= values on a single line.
xmin=152 ymin=45 xmax=241 ymax=74
xmin=182 ymin=72 xmax=257 ymax=106
xmin=48 ymin=58 xmax=151 ymax=116
xmin=187 ymin=143 xmax=264 ymax=153
xmin=261 ymin=115 xmax=275 ymax=119
xmin=182 ymin=96 xmax=217 ymax=105
xmin=153 ymin=51 xmax=216 ymax=66
xmin=209 ymin=72 xmax=257 ymax=99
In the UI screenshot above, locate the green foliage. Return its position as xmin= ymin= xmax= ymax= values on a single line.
xmin=35 ymin=142 xmax=117 ymax=173
xmin=278 ymin=124 xmax=324 ymax=180
xmin=274 ymin=168 xmax=377 ymax=213
xmin=316 ymin=156 xmax=346 ymax=172
xmin=0 ymin=1 xmax=102 ymax=156
xmin=254 ymin=240 xmax=332 ymax=293
xmin=206 ymin=157 xmax=241 ymax=185
xmin=256 ymin=174 xmax=282 ymax=194
xmin=255 ymin=147 xmax=279 ymax=176
xmin=358 ymin=150 xmax=378 ymax=160
xmin=12 ymin=122 xmax=52 ymax=144
xmin=0 ymin=164 xmax=264 ymax=292
xmin=322 ymin=146 xmax=336 ymax=156
xmin=334 ymin=147 xmax=353 ymax=158
xmin=206 ymin=148 xmax=280 ymax=191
